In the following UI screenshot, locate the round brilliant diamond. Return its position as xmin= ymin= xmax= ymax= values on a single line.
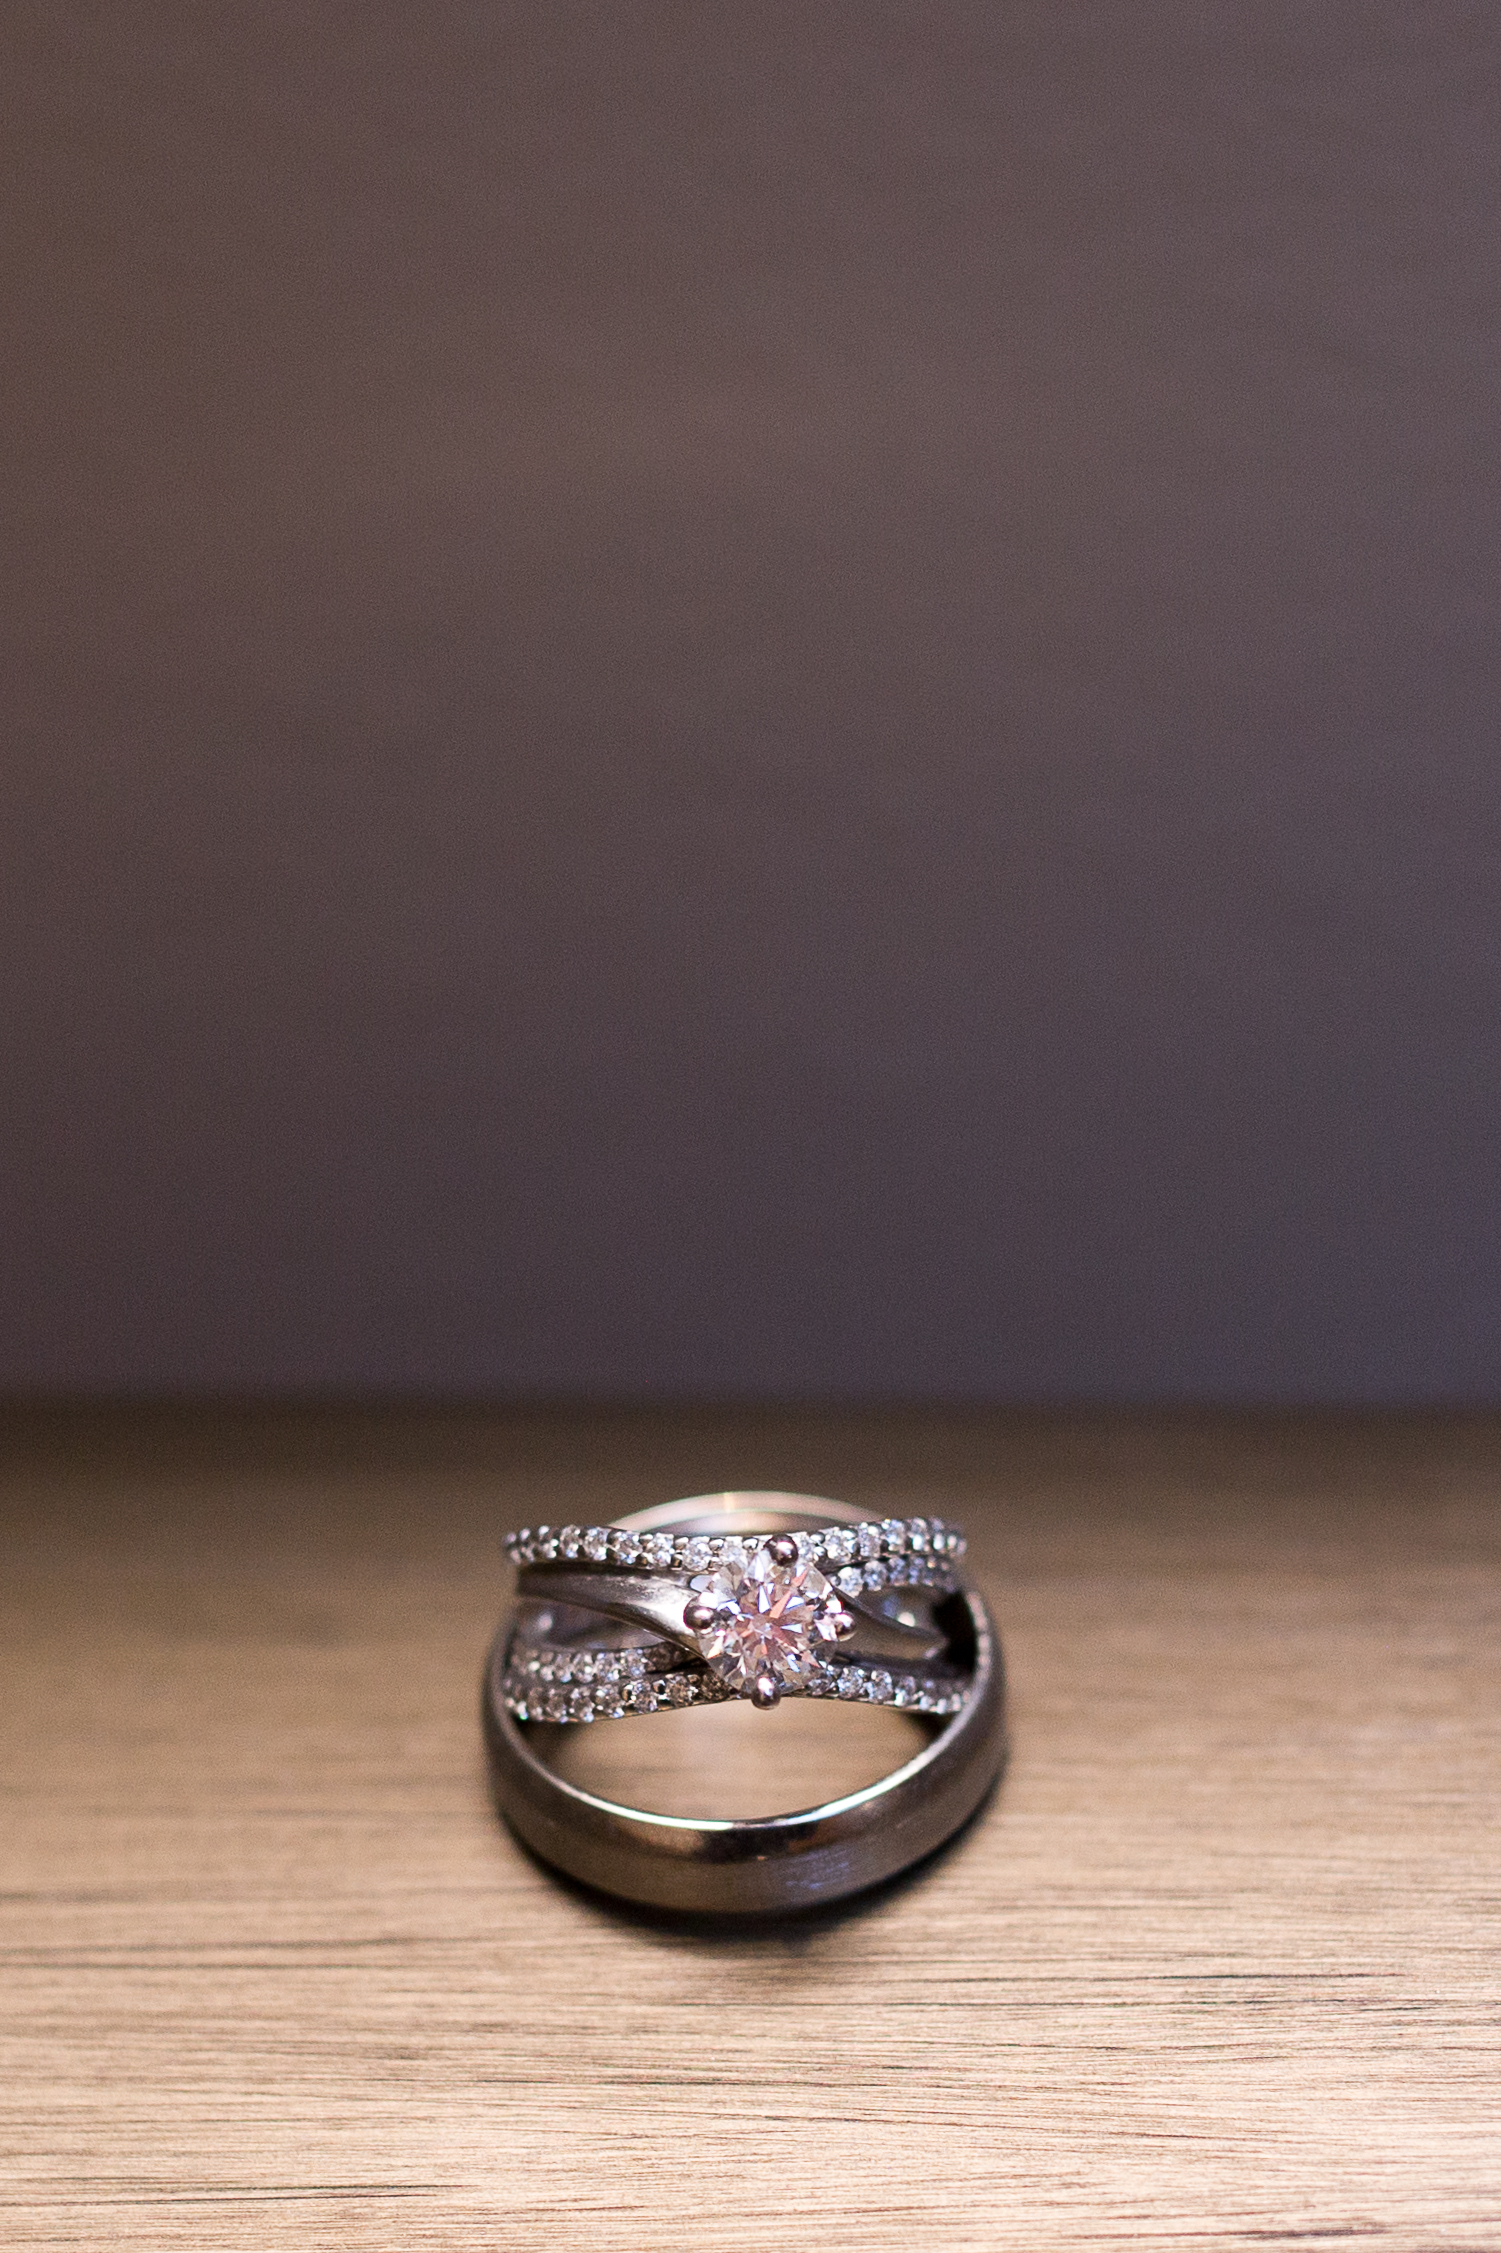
xmin=690 ymin=1541 xmax=849 ymax=1695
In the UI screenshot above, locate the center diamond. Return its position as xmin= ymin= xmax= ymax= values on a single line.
xmin=691 ymin=1542 xmax=846 ymax=1696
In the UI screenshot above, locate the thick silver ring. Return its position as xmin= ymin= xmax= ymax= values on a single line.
xmin=483 ymin=1491 xmax=1006 ymax=1914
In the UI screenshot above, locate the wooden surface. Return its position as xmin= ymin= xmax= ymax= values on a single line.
xmin=3 ymin=1405 xmax=1499 ymax=2251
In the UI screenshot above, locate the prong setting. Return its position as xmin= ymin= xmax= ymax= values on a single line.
xmin=685 ymin=1540 xmax=847 ymax=1700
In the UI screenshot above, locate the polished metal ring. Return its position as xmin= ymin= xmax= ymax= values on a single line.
xmin=483 ymin=1491 xmax=1006 ymax=1914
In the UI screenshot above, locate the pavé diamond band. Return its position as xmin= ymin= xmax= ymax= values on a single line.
xmin=501 ymin=1640 xmax=969 ymax=1723
xmin=503 ymin=1511 xmax=964 ymax=1578
xmin=482 ymin=1491 xmax=1006 ymax=1912
xmin=504 ymin=1510 xmax=963 ymax=1711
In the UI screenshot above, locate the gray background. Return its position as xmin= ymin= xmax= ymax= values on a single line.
xmin=4 ymin=2 xmax=1498 ymax=1400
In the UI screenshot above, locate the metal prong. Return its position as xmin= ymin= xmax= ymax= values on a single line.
xmin=765 ymin=1534 xmax=799 ymax=1567
xmin=831 ymin=1606 xmax=858 ymax=1641
xmin=683 ymin=1597 xmax=718 ymax=1633
xmin=749 ymin=1674 xmax=781 ymax=1709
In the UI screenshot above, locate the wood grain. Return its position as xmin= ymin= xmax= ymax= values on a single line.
xmin=2 ymin=1405 xmax=1498 ymax=2251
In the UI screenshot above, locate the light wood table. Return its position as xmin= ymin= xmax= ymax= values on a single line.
xmin=3 ymin=1406 xmax=1498 ymax=2251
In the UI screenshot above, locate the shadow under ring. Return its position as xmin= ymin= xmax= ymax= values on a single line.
xmin=482 ymin=1491 xmax=1007 ymax=1915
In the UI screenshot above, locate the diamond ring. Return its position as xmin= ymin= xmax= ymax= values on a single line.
xmin=483 ymin=1491 xmax=1006 ymax=1913
xmin=503 ymin=1512 xmax=963 ymax=1713
xmin=502 ymin=1514 xmax=966 ymax=1716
